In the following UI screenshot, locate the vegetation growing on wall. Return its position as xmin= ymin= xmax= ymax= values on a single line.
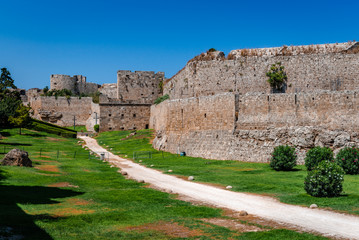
xmin=266 ymin=62 xmax=287 ymax=92
xmin=154 ymin=94 xmax=169 ymax=105
xmin=42 ymin=88 xmax=101 ymax=103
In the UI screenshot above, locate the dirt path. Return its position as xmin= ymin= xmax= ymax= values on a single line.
xmin=80 ymin=136 xmax=359 ymax=239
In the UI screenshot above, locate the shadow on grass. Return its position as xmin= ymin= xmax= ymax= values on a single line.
xmin=24 ymin=133 xmax=47 ymax=137
xmin=0 ymin=142 xmax=32 ymax=146
xmin=0 ymin=168 xmax=83 ymax=239
xmin=0 ymin=131 xmax=11 ymax=137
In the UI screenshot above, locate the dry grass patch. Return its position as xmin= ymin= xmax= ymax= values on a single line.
xmin=35 ymin=165 xmax=60 ymax=172
xmin=48 ymin=182 xmax=78 ymax=188
xmin=47 ymin=208 xmax=95 ymax=217
xmin=32 ymin=156 xmax=53 ymax=160
xmin=123 ymin=221 xmax=204 ymax=238
xmin=201 ymin=218 xmax=264 ymax=232
xmin=65 ymin=198 xmax=93 ymax=206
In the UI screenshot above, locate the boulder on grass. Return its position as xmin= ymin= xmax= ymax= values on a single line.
xmin=1 ymin=149 xmax=32 ymax=167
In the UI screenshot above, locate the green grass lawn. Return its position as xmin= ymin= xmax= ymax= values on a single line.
xmin=0 ymin=127 xmax=328 ymax=239
xmin=96 ymin=130 xmax=359 ymax=216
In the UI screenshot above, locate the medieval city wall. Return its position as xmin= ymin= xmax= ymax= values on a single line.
xmin=164 ymin=43 xmax=359 ymax=99
xmin=151 ymin=91 xmax=359 ymax=163
xmin=30 ymin=96 xmax=93 ymax=126
xmin=117 ymin=70 xmax=164 ymax=104
xmin=99 ymin=102 xmax=151 ymax=132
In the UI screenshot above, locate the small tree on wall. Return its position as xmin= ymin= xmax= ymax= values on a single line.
xmin=266 ymin=62 xmax=287 ymax=93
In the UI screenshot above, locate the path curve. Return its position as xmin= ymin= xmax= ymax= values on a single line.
xmin=80 ymin=136 xmax=359 ymax=239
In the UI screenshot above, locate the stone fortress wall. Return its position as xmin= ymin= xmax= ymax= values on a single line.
xmin=50 ymin=74 xmax=100 ymax=95
xmin=117 ymin=70 xmax=164 ymax=104
xmin=151 ymin=42 xmax=359 ymax=163
xmin=30 ymin=96 xmax=95 ymax=126
xmin=29 ymin=71 xmax=164 ymax=132
xmin=98 ymin=70 xmax=163 ymax=132
xmin=164 ymin=42 xmax=359 ymax=99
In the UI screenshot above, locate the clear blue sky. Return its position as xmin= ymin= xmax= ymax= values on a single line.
xmin=1 ymin=0 xmax=358 ymax=90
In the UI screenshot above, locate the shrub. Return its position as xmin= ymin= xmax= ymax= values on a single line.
xmin=266 ymin=62 xmax=287 ymax=91
xmin=94 ymin=124 xmax=99 ymax=133
xmin=269 ymin=145 xmax=297 ymax=171
xmin=305 ymin=146 xmax=333 ymax=171
xmin=154 ymin=94 xmax=169 ymax=105
xmin=335 ymin=147 xmax=359 ymax=174
xmin=304 ymin=161 xmax=344 ymax=197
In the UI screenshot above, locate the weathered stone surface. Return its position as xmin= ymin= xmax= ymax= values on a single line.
xmin=164 ymin=42 xmax=359 ymax=100
xmin=31 ymin=96 xmax=94 ymax=126
xmin=50 ymin=74 xmax=99 ymax=95
xmin=1 ymin=149 xmax=32 ymax=167
xmin=117 ymin=70 xmax=164 ymax=104
xmin=150 ymin=91 xmax=359 ymax=164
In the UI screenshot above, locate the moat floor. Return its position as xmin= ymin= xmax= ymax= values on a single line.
xmin=81 ymin=136 xmax=359 ymax=239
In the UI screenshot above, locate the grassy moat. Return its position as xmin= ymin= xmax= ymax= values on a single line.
xmin=97 ymin=129 xmax=359 ymax=216
xmin=0 ymin=127 xmax=335 ymax=239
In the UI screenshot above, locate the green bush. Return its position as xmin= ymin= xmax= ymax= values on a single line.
xmin=94 ymin=124 xmax=99 ymax=133
xmin=304 ymin=161 xmax=344 ymax=197
xmin=269 ymin=145 xmax=297 ymax=171
xmin=304 ymin=146 xmax=333 ymax=171
xmin=335 ymin=147 xmax=359 ymax=175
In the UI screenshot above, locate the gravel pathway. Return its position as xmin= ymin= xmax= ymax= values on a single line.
xmin=80 ymin=136 xmax=359 ymax=239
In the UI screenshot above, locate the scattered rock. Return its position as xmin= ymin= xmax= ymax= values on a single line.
xmin=150 ymin=164 xmax=154 ymax=167
xmin=120 ymin=170 xmax=127 ymax=175
xmin=310 ymin=204 xmax=318 ymax=209
xmin=238 ymin=210 xmax=248 ymax=216
xmin=138 ymin=179 xmax=145 ymax=183
xmin=125 ymin=155 xmax=128 ymax=157
xmin=188 ymin=176 xmax=194 ymax=181
xmin=1 ymin=149 xmax=32 ymax=167
xmin=226 ymin=186 xmax=233 ymax=190
xmin=139 ymin=160 xmax=142 ymax=163
xmin=168 ymin=169 xmax=173 ymax=173
xmin=334 ymin=133 xmax=350 ymax=148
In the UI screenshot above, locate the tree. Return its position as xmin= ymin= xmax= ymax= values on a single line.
xmin=0 ymin=68 xmax=21 ymax=126
xmin=0 ymin=68 xmax=16 ymax=91
xmin=8 ymin=104 xmax=32 ymax=135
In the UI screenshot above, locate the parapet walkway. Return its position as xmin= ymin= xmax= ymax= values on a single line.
xmin=80 ymin=136 xmax=359 ymax=239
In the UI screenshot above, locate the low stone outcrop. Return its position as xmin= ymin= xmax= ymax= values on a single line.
xmin=1 ymin=149 xmax=32 ymax=167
